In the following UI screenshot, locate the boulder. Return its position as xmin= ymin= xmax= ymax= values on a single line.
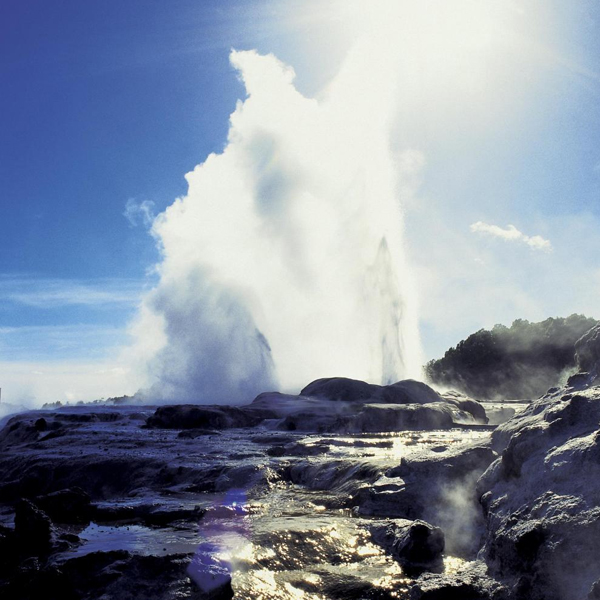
xmin=272 ymin=399 xmax=485 ymax=434
xmin=300 ymin=377 xmax=382 ymax=401
xmin=33 ymin=418 xmax=47 ymax=432
xmin=286 ymin=460 xmax=381 ymax=495
xmin=377 ymin=380 xmax=444 ymax=405
xmin=369 ymin=519 xmax=444 ymax=571
xmin=565 ymin=371 xmax=592 ymax=391
xmin=299 ymin=377 xmax=489 ymax=422
xmin=250 ymin=393 xmax=352 ymax=431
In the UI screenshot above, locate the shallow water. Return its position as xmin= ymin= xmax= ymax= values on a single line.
xmin=48 ymin=419 xmax=490 ymax=598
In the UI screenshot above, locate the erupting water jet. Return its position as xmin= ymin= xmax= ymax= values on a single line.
xmin=131 ymin=12 xmax=426 ymax=403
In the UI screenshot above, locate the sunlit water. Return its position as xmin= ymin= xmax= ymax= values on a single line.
xmin=49 ymin=419 xmax=491 ymax=599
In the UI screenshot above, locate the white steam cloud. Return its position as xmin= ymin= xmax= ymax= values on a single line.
xmin=470 ymin=221 xmax=552 ymax=253
xmin=131 ymin=34 xmax=423 ymax=403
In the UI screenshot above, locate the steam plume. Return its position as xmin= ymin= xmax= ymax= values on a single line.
xmin=132 ymin=36 xmax=423 ymax=402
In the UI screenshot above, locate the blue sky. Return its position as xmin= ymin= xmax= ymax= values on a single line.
xmin=1 ymin=0 xmax=600 ymax=403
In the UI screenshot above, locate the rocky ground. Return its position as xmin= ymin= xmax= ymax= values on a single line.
xmin=0 ymin=357 xmax=599 ymax=598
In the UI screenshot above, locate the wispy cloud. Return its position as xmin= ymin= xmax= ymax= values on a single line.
xmin=0 ymin=276 xmax=145 ymax=309
xmin=0 ymin=324 xmax=131 ymax=361
xmin=470 ymin=221 xmax=552 ymax=253
xmin=124 ymin=199 xmax=156 ymax=228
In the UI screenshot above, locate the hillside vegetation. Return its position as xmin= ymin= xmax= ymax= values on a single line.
xmin=425 ymin=314 xmax=598 ymax=400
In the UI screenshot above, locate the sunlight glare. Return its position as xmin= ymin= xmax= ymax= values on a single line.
xmin=327 ymin=0 xmax=525 ymax=108
xmin=346 ymin=2 xmax=508 ymax=72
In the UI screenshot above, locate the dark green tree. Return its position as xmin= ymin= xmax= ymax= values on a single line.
xmin=425 ymin=314 xmax=598 ymax=400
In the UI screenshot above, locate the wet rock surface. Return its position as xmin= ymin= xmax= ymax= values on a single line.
xmin=356 ymin=444 xmax=497 ymax=556
xmin=10 ymin=374 xmax=600 ymax=599
xmin=2 ymin=550 xmax=203 ymax=600
xmin=409 ymin=561 xmax=509 ymax=600
xmin=478 ymin=387 xmax=600 ymax=600
xmin=370 ymin=519 xmax=445 ymax=572
xmin=141 ymin=379 xmax=488 ymax=437
xmin=0 ymin=389 xmax=499 ymax=599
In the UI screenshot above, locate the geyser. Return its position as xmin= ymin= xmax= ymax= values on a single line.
xmin=132 ymin=27 xmax=423 ymax=402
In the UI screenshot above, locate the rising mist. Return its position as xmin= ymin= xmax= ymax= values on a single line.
xmin=130 ymin=38 xmax=423 ymax=403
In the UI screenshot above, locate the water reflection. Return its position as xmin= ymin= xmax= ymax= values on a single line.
xmin=59 ymin=427 xmax=493 ymax=598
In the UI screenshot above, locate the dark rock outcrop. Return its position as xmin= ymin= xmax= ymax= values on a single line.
xmin=300 ymin=377 xmax=382 ymax=402
xmin=370 ymin=519 xmax=444 ymax=571
xmin=146 ymin=405 xmax=265 ymax=430
xmin=299 ymin=377 xmax=486 ymax=415
xmin=377 ymin=380 xmax=444 ymax=404
xmin=14 ymin=500 xmax=55 ymax=557
xmin=250 ymin=379 xmax=488 ymax=433
xmin=31 ymin=487 xmax=92 ymax=524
